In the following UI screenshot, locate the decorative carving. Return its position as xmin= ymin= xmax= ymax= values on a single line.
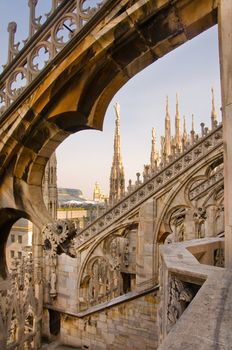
xmin=169 ymin=208 xmax=186 ymax=242
xmin=123 ymin=238 xmax=130 ymax=267
xmin=167 ymin=275 xmax=194 ymax=333
xmin=83 ymin=256 xmax=121 ymax=308
xmin=0 ymin=256 xmax=38 ymax=349
xmin=50 ymin=268 xmax=57 ymax=298
xmin=42 ymin=219 xmax=76 ymax=256
xmin=189 ymin=168 xmax=223 ymax=201
xmin=193 ymin=207 xmax=207 ymax=238
xmin=214 ymin=248 xmax=224 ymax=267
xmin=1 ymin=0 xmax=106 ymax=114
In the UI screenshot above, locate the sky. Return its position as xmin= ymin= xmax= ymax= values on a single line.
xmin=0 ymin=1 xmax=222 ymax=200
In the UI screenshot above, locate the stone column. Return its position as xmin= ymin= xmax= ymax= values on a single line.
xmin=183 ymin=209 xmax=196 ymax=240
xmin=205 ymin=205 xmax=218 ymax=237
xmin=218 ymin=0 xmax=232 ymax=267
xmin=32 ymin=225 xmax=43 ymax=348
xmin=136 ymin=198 xmax=156 ymax=289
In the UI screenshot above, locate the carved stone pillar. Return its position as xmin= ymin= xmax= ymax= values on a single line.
xmin=183 ymin=209 xmax=196 ymax=240
xmin=32 ymin=226 xmax=43 ymax=349
xmin=218 ymin=0 xmax=232 ymax=267
xmin=137 ymin=198 xmax=156 ymax=289
xmin=205 ymin=205 xmax=218 ymax=237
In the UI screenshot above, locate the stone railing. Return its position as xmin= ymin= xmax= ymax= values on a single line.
xmin=158 ymin=236 xmax=224 ymax=345
xmin=0 ymin=0 xmax=106 ymax=116
xmin=0 ymin=256 xmax=39 ymax=350
xmin=73 ymin=124 xmax=223 ymax=249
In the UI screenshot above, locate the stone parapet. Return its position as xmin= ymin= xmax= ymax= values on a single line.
xmin=158 ymin=237 xmax=226 ymax=348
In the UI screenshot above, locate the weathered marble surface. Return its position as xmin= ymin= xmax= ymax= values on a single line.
xmin=158 ymin=269 xmax=232 ymax=350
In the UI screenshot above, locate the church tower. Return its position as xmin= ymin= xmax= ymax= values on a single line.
xmin=109 ymin=103 xmax=125 ymax=205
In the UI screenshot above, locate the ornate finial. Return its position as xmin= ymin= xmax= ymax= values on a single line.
xmin=191 ymin=114 xmax=196 ymax=144
xmin=150 ymin=127 xmax=159 ymax=171
xmin=191 ymin=114 xmax=195 ymax=132
xmin=7 ymin=22 xmax=17 ymax=33
xmin=175 ymin=93 xmax=181 ymax=151
xmin=152 ymin=127 xmax=156 ymax=142
xmin=183 ymin=116 xmax=187 ymax=133
xmin=28 ymin=0 xmax=42 ymax=38
xmin=114 ymin=102 xmax=120 ymax=119
xmin=211 ymin=87 xmax=217 ymax=128
xmin=166 ymin=95 xmax=169 ymax=119
xmin=176 ymin=93 xmax=180 ymax=119
xmin=182 ymin=115 xmax=187 ymax=148
xmin=7 ymin=22 xmax=20 ymax=63
xmin=127 ymin=179 xmax=132 ymax=193
xmin=211 ymin=87 xmax=215 ymax=110
xmin=136 ymin=172 xmax=141 ymax=185
xmin=164 ymin=96 xmax=171 ymax=159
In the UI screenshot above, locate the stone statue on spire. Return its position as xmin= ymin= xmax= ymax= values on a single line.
xmin=182 ymin=116 xmax=187 ymax=148
xmin=150 ymin=127 xmax=159 ymax=171
xmin=164 ymin=96 xmax=171 ymax=161
xmin=174 ymin=93 xmax=182 ymax=152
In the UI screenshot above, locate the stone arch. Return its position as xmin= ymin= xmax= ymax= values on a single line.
xmin=157 ymin=153 xmax=224 ymax=243
xmin=10 ymin=119 xmax=68 ymax=228
xmin=76 ymin=220 xmax=137 ymax=293
xmin=0 ymin=208 xmax=29 ymax=279
xmin=201 ymin=183 xmax=224 ymax=237
xmin=77 ymin=221 xmax=138 ymax=310
xmin=0 ymin=0 xmax=218 ymax=235
xmin=205 ymin=155 xmax=223 ymax=178
xmin=79 ymin=255 xmax=114 ymax=310
xmin=163 ymin=205 xmax=191 ymax=243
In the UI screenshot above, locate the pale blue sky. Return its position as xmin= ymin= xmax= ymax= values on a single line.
xmin=0 ymin=1 xmax=221 ymax=199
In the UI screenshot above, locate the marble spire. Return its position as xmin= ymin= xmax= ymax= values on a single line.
xmin=182 ymin=115 xmax=187 ymax=147
xmin=164 ymin=96 xmax=171 ymax=159
xmin=211 ymin=87 xmax=217 ymax=128
xmin=175 ymin=93 xmax=182 ymax=151
xmin=150 ymin=127 xmax=159 ymax=171
xmin=109 ymin=103 xmax=125 ymax=205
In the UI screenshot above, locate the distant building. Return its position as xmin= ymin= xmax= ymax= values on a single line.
xmin=6 ymin=219 xmax=33 ymax=269
xmin=57 ymin=208 xmax=87 ymax=229
xmin=58 ymin=187 xmax=86 ymax=207
xmin=93 ymin=181 xmax=108 ymax=203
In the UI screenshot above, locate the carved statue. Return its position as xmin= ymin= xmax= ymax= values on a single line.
xmin=123 ymin=239 xmax=130 ymax=267
xmin=50 ymin=269 xmax=57 ymax=298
